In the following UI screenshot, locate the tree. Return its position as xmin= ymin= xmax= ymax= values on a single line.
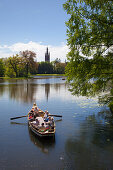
xmin=8 ymin=55 xmax=20 ymax=77
xmin=63 ymin=1 xmax=113 ymax=108
xmin=5 ymin=55 xmax=21 ymax=78
xmin=0 ymin=59 xmax=5 ymax=77
xmin=38 ymin=62 xmax=53 ymax=74
xmin=54 ymin=63 xmax=66 ymax=74
xmin=5 ymin=51 xmax=37 ymax=78
xmin=54 ymin=58 xmax=61 ymax=64
xmin=20 ymin=50 xmax=36 ymax=77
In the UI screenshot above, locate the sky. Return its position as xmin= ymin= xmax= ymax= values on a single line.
xmin=0 ymin=0 xmax=69 ymax=62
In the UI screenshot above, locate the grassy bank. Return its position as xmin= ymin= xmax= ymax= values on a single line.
xmin=0 ymin=74 xmax=66 ymax=79
xmin=0 ymin=76 xmax=32 ymax=79
xmin=33 ymin=74 xmax=65 ymax=76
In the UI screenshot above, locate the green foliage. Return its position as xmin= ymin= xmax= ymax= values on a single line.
xmin=20 ymin=50 xmax=37 ymax=77
xmin=7 ymin=55 xmax=20 ymax=77
xmin=5 ymin=51 xmax=37 ymax=78
xmin=0 ymin=59 xmax=5 ymax=77
xmin=54 ymin=63 xmax=66 ymax=74
xmin=108 ymin=101 xmax=113 ymax=113
xmin=38 ymin=62 xmax=53 ymax=74
xmin=5 ymin=66 xmax=16 ymax=78
xmin=52 ymin=58 xmax=67 ymax=74
xmin=63 ymin=0 xmax=113 ymax=106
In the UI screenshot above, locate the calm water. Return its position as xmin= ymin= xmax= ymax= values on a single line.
xmin=0 ymin=76 xmax=113 ymax=170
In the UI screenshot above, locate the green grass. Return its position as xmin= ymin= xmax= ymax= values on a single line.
xmin=33 ymin=74 xmax=66 ymax=76
xmin=0 ymin=74 xmax=66 ymax=79
xmin=0 ymin=76 xmax=32 ymax=79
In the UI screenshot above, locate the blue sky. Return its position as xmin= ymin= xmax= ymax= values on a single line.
xmin=0 ymin=0 xmax=69 ymax=61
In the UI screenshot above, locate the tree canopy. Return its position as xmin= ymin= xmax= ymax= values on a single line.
xmin=5 ymin=50 xmax=37 ymax=78
xmin=20 ymin=50 xmax=37 ymax=77
xmin=38 ymin=62 xmax=54 ymax=74
xmin=63 ymin=0 xmax=113 ymax=109
xmin=0 ymin=59 xmax=5 ymax=77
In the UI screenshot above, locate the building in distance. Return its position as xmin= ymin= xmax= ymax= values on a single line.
xmin=45 ymin=47 xmax=50 ymax=62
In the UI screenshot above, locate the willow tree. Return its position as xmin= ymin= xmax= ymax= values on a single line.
xmin=63 ymin=0 xmax=113 ymax=109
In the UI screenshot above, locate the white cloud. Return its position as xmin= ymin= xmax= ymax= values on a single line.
xmin=0 ymin=41 xmax=69 ymax=62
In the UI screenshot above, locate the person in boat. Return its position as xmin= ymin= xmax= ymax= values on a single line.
xmin=34 ymin=106 xmax=39 ymax=112
xmin=29 ymin=108 xmax=35 ymax=120
xmin=50 ymin=117 xmax=54 ymax=127
xmin=44 ymin=110 xmax=49 ymax=122
xmin=34 ymin=106 xmax=40 ymax=118
xmin=31 ymin=107 xmax=34 ymax=113
xmin=42 ymin=123 xmax=44 ymax=127
xmin=48 ymin=117 xmax=54 ymax=130
xmin=29 ymin=112 xmax=34 ymax=121
xmin=36 ymin=118 xmax=39 ymax=125
xmin=33 ymin=102 xmax=37 ymax=108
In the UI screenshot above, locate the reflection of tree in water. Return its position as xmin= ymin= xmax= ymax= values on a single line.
xmin=0 ymin=79 xmax=38 ymax=103
xmin=65 ymin=108 xmax=113 ymax=170
xmin=28 ymin=126 xmax=55 ymax=154
xmin=90 ymin=109 xmax=113 ymax=147
xmin=0 ymin=85 xmax=5 ymax=97
xmin=0 ymin=79 xmax=67 ymax=103
xmin=9 ymin=83 xmax=36 ymax=103
xmin=44 ymin=83 xmax=67 ymax=101
xmin=54 ymin=83 xmax=60 ymax=92
xmin=54 ymin=83 xmax=67 ymax=92
xmin=45 ymin=84 xmax=50 ymax=101
xmin=0 ymin=79 xmax=6 ymax=97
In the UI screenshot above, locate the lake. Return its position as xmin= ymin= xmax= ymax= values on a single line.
xmin=0 ymin=76 xmax=113 ymax=170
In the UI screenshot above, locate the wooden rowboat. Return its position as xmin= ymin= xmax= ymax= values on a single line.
xmin=28 ymin=103 xmax=55 ymax=137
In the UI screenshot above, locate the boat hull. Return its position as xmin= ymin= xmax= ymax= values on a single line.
xmin=28 ymin=121 xmax=55 ymax=137
xmin=28 ymin=103 xmax=55 ymax=137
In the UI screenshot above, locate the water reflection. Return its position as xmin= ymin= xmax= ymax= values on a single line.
xmin=0 ymin=78 xmax=67 ymax=103
xmin=45 ymin=84 xmax=50 ymax=101
xmin=10 ymin=122 xmax=27 ymax=126
xmin=65 ymin=108 xmax=113 ymax=170
xmin=0 ymin=85 xmax=4 ymax=96
xmin=10 ymin=120 xmax=55 ymax=154
xmin=89 ymin=109 xmax=113 ymax=147
xmin=1 ymin=77 xmax=113 ymax=169
xmin=28 ymin=126 xmax=55 ymax=154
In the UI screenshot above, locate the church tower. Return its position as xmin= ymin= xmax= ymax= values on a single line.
xmin=45 ymin=47 xmax=50 ymax=62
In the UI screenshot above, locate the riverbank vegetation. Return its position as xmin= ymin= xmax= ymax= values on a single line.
xmin=0 ymin=50 xmax=67 ymax=78
xmin=63 ymin=0 xmax=113 ymax=110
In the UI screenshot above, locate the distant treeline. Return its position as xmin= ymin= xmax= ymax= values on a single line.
xmin=0 ymin=50 xmax=67 ymax=78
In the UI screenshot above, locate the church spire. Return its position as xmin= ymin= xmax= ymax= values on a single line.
xmin=45 ymin=47 xmax=50 ymax=62
xmin=46 ymin=47 xmax=48 ymax=54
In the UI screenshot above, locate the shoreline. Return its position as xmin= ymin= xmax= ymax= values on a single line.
xmin=0 ymin=74 xmax=66 ymax=80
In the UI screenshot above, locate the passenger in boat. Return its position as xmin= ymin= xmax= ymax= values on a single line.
xmin=48 ymin=117 xmax=53 ymax=124
xmin=48 ymin=117 xmax=54 ymax=130
xmin=29 ymin=115 xmax=33 ymax=119
xmin=29 ymin=112 xmax=34 ymax=121
xmin=44 ymin=111 xmax=49 ymax=122
xmin=34 ymin=106 xmax=40 ymax=117
xmin=31 ymin=107 xmax=34 ymax=113
xmin=36 ymin=119 xmax=39 ymax=125
xmin=44 ymin=110 xmax=47 ymax=118
xmin=51 ymin=117 xmax=54 ymax=126
xmin=33 ymin=102 xmax=37 ymax=108
xmin=34 ymin=106 xmax=39 ymax=112
xmin=42 ymin=123 xmax=44 ymax=127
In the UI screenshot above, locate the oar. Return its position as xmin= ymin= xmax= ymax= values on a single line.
xmin=10 ymin=115 xmax=28 ymax=120
xmin=49 ymin=114 xmax=62 ymax=117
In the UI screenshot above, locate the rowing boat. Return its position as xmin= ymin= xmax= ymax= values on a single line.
xmin=28 ymin=103 xmax=55 ymax=137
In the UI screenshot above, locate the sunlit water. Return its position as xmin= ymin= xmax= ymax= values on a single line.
xmin=0 ymin=76 xmax=113 ymax=170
